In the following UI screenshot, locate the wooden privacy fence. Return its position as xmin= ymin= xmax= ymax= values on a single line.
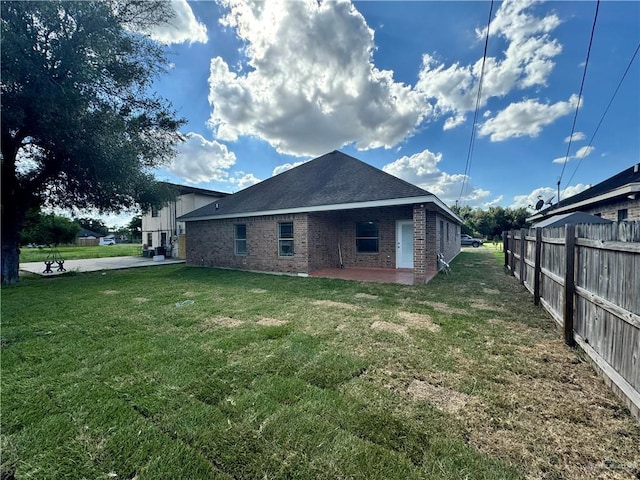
xmin=504 ymin=222 xmax=640 ymax=421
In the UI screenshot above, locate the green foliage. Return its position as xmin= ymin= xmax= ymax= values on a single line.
xmin=19 ymin=209 xmax=80 ymax=246
xmin=1 ymin=0 xmax=183 ymax=283
xmin=75 ymin=217 xmax=109 ymax=236
xmin=451 ymin=205 xmax=531 ymax=239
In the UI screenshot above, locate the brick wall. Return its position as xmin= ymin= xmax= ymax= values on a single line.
xmin=307 ymin=212 xmax=340 ymax=271
xmin=580 ymin=198 xmax=640 ymax=222
xmin=336 ymin=206 xmax=413 ymax=269
xmin=413 ymin=204 xmax=427 ymax=284
xmin=185 ymin=205 xmax=460 ymax=280
xmin=185 ymin=213 xmax=309 ymax=274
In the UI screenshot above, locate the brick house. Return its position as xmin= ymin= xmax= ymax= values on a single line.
xmin=528 ymin=163 xmax=640 ymax=224
xmin=179 ymin=151 xmax=462 ymax=284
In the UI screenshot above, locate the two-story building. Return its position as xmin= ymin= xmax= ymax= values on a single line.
xmin=141 ymin=183 xmax=229 ymax=258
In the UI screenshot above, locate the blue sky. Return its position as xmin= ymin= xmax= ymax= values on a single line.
xmin=103 ymin=0 xmax=639 ymax=225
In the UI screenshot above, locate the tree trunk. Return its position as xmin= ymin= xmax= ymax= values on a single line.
xmin=1 ymin=135 xmax=28 ymax=285
xmin=1 ymin=218 xmax=20 ymax=285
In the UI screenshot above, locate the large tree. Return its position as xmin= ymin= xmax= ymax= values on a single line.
xmin=1 ymin=1 xmax=184 ymax=284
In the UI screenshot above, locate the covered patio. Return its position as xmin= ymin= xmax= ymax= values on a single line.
xmin=309 ymin=267 xmax=438 ymax=285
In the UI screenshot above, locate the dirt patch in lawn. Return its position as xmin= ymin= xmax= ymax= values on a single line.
xmin=397 ymin=311 xmax=440 ymax=332
xmin=463 ymin=337 xmax=640 ymax=479
xmin=481 ymin=288 xmax=500 ymax=295
xmin=101 ymin=290 xmax=120 ymax=295
xmin=407 ymin=379 xmax=475 ymax=414
xmin=370 ymin=320 xmax=407 ymax=335
xmin=182 ymin=291 xmax=198 ymax=297
xmin=354 ymin=293 xmax=379 ymax=300
xmin=417 ymin=301 xmax=467 ymax=316
xmin=249 ymin=288 xmax=268 ymax=294
xmin=257 ymin=318 xmax=288 ymax=327
xmin=470 ymin=299 xmax=505 ymax=312
xmin=312 ymin=300 xmax=358 ymax=311
xmin=132 ymin=297 xmax=149 ymax=303
xmin=204 ymin=316 xmax=245 ymax=328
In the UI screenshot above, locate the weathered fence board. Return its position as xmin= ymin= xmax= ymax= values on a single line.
xmin=505 ymin=221 xmax=640 ymax=421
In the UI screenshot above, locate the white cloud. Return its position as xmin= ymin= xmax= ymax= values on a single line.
xmin=479 ymin=94 xmax=579 ymax=141
xmin=166 ymin=133 xmax=236 ymax=183
xmin=511 ymin=184 xmax=589 ymax=209
xmin=564 ymin=131 xmax=586 ymax=142
xmin=382 ymin=149 xmax=494 ymax=207
xmin=272 ymin=161 xmax=307 ymax=176
xmin=144 ymin=0 xmax=207 ymax=44
xmin=229 ymin=172 xmax=261 ymax=190
xmin=552 ymin=145 xmax=595 ymax=164
xmin=415 ymin=0 xmax=563 ymax=130
xmin=207 ymin=0 xmax=426 ymax=157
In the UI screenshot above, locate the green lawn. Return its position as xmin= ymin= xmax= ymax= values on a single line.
xmin=2 ymin=247 xmax=638 ymax=479
xmin=19 ymin=244 xmax=142 ymax=263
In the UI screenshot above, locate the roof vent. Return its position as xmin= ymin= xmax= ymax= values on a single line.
xmin=635 ymin=163 xmax=639 ymax=173
xmin=215 ymin=203 xmax=219 ymax=210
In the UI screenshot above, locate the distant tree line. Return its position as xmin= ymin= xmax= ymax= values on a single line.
xmin=451 ymin=205 xmax=531 ymax=240
xmin=19 ymin=209 xmax=142 ymax=246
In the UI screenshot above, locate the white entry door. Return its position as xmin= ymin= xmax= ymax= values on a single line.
xmin=396 ymin=220 xmax=414 ymax=269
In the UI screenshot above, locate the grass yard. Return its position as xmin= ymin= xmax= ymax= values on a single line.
xmin=19 ymin=244 xmax=143 ymax=263
xmin=2 ymin=247 xmax=639 ymax=479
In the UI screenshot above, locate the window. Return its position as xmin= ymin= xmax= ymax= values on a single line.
xmin=151 ymin=206 xmax=160 ymax=217
xmin=278 ymin=222 xmax=294 ymax=256
xmin=235 ymin=224 xmax=247 ymax=255
xmin=355 ymin=221 xmax=379 ymax=253
xmin=146 ymin=232 xmax=152 ymax=247
xmin=618 ymin=209 xmax=628 ymax=222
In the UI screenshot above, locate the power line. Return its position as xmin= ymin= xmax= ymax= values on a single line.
xmin=557 ymin=0 xmax=600 ymax=201
xmin=565 ymin=42 xmax=640 ymax=188
xmin=458 ymin=0 xmax=494 ymax=204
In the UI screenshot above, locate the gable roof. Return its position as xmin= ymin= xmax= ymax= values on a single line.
xmin=530 ymin=163 xmax=640 ymax=221
xmin=179 ymin=151 xmax=461 ymax=223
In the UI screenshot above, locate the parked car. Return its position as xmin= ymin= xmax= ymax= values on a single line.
xmin=99 ymin=237 xmax=116 ymax=246
xmin=460 ymin=234 xmax=483 ymax=247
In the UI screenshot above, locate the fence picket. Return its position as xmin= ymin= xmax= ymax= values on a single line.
xmin=504 ymin=221 xmax=639 ymax=421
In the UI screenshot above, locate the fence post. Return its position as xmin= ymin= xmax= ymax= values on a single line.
xmin=503 ymin=231 xmax=508 ymax=268
xmin=534 ymin=228 xmax=542 ymax=306
xmin=519 ymin=228 xmax=526 ymax=285
xmin=564 ymin=224 xmax=576 ymax=347
xmin=509 ymin=230 xmax=515 ymax=276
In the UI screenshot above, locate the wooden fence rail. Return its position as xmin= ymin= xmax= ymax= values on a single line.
xmin=504 ymin=222 xmax=640 ymax=421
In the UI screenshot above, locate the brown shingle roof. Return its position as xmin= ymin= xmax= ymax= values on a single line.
xmin=179 ymin=151 xmax=434 ymax=220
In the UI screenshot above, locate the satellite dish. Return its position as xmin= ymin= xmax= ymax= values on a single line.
xmin=535 ymin=199 xmax=544 ymax=210
xmin=544 ymin=195 xmax=555 ymax=206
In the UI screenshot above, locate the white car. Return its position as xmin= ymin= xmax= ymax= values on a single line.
xmin=99 ymin=237 xmax=116 ymax=246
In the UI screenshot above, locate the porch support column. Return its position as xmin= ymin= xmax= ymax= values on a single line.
xmin=412 ymin=204 xmax=426 ymax=284
xmin=425 ymin=210 xmax=438 ymax=279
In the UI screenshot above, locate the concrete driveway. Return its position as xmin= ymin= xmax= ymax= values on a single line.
xmin=20 ymin=256 xmax=185 ymax=276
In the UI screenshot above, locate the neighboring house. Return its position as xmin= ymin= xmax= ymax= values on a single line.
xmin=141 ymin=182 xmax=229 ymax=258
xmin=531 ymin=212 xmax=613 ymax=228
xmin=76 ymin=228 xmax=102 ymax=246
xmin=529 ymin=163 xmax=640 ymax=224
xmin=178 ymin=151 xmax=462 ymax=284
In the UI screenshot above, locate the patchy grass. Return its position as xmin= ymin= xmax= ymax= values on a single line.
xmin=19 ymin=244 xmax=142 ymax=263
xmin=2 ymin=247 xmax=639 ymax=479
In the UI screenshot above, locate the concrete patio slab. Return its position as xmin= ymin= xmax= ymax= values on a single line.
xmin=20 ymin=256 xmax=185 ymax=276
